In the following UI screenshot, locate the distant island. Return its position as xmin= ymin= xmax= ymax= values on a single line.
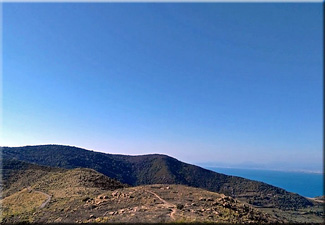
xmin=1 ymin=144 xmax=324 ymax=223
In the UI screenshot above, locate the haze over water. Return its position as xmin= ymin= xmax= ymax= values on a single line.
xmin=207 ymin=167 xmax=324 ymax=198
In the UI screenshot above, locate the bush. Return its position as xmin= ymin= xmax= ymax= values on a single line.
xmin=176 ymin=204 xmax=184 ymax=210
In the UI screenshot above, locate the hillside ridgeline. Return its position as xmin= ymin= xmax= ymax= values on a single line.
xmin=2 ymin=145 xmax=314 ymax=210
xmin=2 ymin=158 xmax=127 ymax=198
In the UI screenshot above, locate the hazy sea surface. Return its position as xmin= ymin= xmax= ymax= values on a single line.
xmin=206 ymin=167 xmax=323 ymax=198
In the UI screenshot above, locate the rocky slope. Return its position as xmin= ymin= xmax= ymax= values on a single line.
xmin=1 ymin=161 xmax=283 ymax=223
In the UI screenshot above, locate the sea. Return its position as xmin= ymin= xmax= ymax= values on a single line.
xmin=205 ymin=167 xmax=324 ymax=198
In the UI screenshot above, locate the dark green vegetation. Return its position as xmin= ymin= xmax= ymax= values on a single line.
xmin=2 ymin=145 xmax=314 ymax=210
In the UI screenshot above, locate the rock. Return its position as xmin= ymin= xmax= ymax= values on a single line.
xmin=199 ymin=197 xmax=206 ymax=201
xmin=54 ymin=217 xmax=62 ymax=222
xmin=207 ymin=198 xmax=214 ymax=201
xmin=89 ymin=214 xmax=96 ymax=219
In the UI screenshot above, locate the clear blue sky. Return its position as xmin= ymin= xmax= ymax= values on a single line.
xmin=2 ymin=3 xmax=323 ymax=171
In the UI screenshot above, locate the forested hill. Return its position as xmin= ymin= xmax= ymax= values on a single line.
xmin=2 ymin=145 xmax=313 ymax=209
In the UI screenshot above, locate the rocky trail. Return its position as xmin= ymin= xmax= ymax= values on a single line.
xmin=3 ymin=183 xmax=323 ymax=224
xmin=145 ymin=189 xmax=177 ymax=220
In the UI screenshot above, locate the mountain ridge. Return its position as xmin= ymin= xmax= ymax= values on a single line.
xmin=2 ymin=158 xmax=323 ymax=223
xmin=2 ymin=144 xmax=314 ymax=210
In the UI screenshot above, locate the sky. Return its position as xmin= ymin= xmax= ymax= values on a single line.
xmin=2 ymin=3 xmax=323 ymax=172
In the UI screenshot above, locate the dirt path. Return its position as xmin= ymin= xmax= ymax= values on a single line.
xmin=145 ymin=189 xmax=177 ymax=220
xmin=27 ymin=186 xmax=52 ymax=209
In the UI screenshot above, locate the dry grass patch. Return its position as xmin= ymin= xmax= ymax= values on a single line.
xmin=1 ymin=188 xmax=48 ymax=217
